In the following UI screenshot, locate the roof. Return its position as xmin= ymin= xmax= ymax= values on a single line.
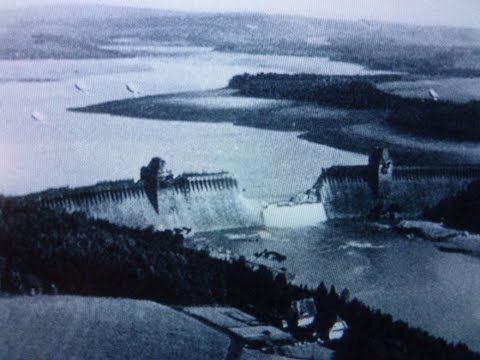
xmin=229 ymin=325 xmax=293 ymax=344
xmin=183 ymin=306 xmax=293 ymax=346
xmin=293 ymin=298 xmax=317 ymax=318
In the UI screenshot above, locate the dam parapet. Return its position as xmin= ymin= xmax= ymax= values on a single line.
xmin=314 ymin=148 xmax=480 ymax=220
xmin=22 ymin=157 xmax=262 ymax=232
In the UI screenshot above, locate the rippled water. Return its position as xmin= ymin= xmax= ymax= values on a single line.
xmin=204 ymin=223 xmax=480 ymax=350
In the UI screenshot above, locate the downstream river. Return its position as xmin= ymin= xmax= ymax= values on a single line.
xmin=0 ymin=48 xmax=479 ymax=350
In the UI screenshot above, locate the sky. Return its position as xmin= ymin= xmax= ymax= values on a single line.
xmin=3 ymin=0 xmax=480 ymax=29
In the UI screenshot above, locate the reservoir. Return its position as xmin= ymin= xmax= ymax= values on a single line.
xmin=0 ymin=48 xmax=479 ymax=350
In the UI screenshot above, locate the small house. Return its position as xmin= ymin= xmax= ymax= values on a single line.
xmin=328 ymin=317 xmax=348 ymax=340
xmin=292 ymin=298 xmax=318 ymax=328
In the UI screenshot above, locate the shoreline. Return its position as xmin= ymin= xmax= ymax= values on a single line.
xmin=70 ymin=88 xmax=480 ymax=166
xmin=299 ymin=125 xmax=479 ymax=165
xmin=395 ymin=220 xmax=480 ymax=257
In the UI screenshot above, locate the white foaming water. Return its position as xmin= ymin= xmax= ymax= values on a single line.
xmin=224 ymin=233 xmax=257 ymax=241
xmin=263 ymin=202 xmax=327 ymax=228
xmin=339 ymin=240 xmax=387 ymax=250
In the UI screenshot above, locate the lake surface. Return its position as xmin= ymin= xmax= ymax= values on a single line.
xmin=203 ymin=224 xmax=480 ymax=350
xmin=1 ymin=48 xmax=479 ymax=350
xmin=0 ymin=49 xmax=370 ymax=197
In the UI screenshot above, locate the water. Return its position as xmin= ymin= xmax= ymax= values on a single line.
xmin=0 ymin=49 xmax=368 ymax=197
xmin=0 ymin=48 xmax=479 ymax=350
xmin=204 ymin=224 xmax=480 ymax=349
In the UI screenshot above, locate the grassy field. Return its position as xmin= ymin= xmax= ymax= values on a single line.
xmin=378 ymin=77 xmax=480 ymax=103
xmin=0 ymin=296 xmax=230 ymax=360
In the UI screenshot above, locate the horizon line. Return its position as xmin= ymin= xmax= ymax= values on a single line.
xmin=3 ymin=3 xmax=480 ymax=31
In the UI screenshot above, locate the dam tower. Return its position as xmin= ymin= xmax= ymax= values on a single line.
xmin=140 ymin=157 xmax=173 ymax=213
xmin=368 ymin=147 xmax=393 ymax=199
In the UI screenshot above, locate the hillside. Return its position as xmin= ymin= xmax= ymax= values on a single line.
xmin=1 ymin=5 xmax=480 ymax=76
xmin=426 ymin=180 xmax=480 ymax=233
xmin=0 ymin=296 xmax=230 ymax=360
xmin=1 ymin=198 xmax=479 ymax=359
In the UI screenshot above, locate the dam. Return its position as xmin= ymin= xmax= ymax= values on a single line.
xmin=23 ymin=157 xmax=263 ymax=232
xmin=22 ymin=149 xmax=480 ymax=231
xmin=314 ymin=148 xmax=480 ymax=220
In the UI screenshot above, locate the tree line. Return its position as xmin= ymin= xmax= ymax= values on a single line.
xmin=229 ymin=73 xmax=480 ymax=141
xmin=426 ymin=180 xmax=480 ymax=233
xmin=0 ymin=197 xmax=478 ymax=359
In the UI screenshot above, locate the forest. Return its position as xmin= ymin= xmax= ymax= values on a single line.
xmin=228 ymin=73 xmax=404 ymax=109
xmin=426 ymin=180 xmax=480 ymax=233
xmin=0 ymin=197 xmax=478 ymax=359
xmin=387 ymin=101 xmax=480 ymax=140
xmin=229 ymin=73 xmax=480 ymax=140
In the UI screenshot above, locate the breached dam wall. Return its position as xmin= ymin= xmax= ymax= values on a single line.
xmin=28 ymin=174 xmax=263 ymax=232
